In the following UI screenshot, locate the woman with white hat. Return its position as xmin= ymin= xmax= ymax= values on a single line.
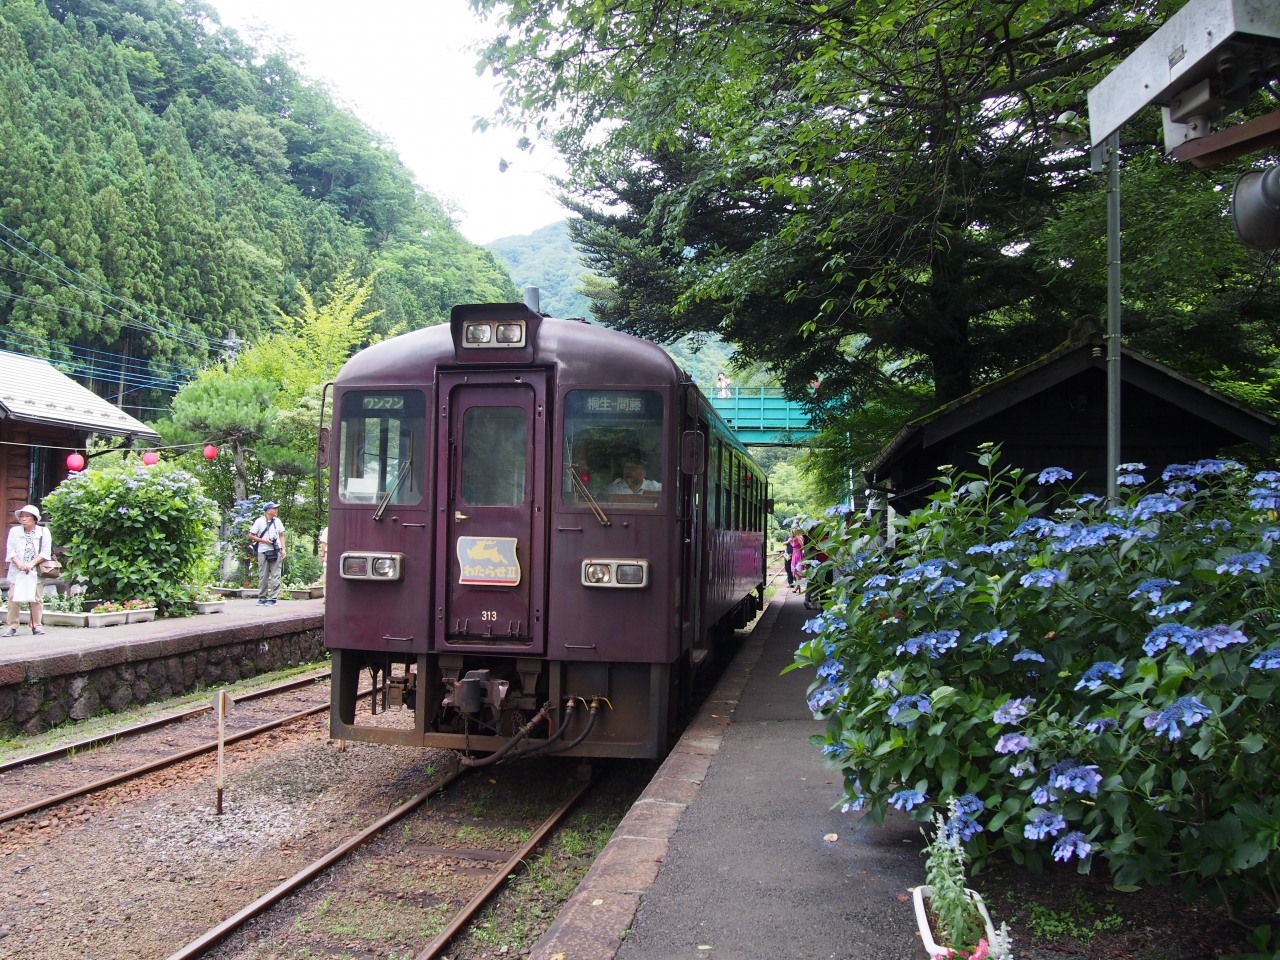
xmin=4 ymin=505 xmax=51 ymax=636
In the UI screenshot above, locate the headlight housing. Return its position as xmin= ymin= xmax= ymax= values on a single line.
xmin=340 ymin=552 xmax=404 ymax=581
xmin=581 ymin=559 xmax=649 ymax=588
xmin=464 ymin=322 xmax=492 ymax=343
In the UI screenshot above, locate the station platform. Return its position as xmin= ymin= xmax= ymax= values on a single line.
xmin=533 ymin=591 xmax=926 ymax=960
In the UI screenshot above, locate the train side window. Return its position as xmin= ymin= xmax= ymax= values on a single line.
xmin=338 ymin=391 xmax=426 ymax=505
xmin=462 ymin=406 xmax=528 ymax=506
xmin=563 ymin=390 xmax=665 ymax=510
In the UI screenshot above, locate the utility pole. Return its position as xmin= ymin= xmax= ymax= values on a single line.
xmin=1105 ymin=132 xmax=1121 ymax=504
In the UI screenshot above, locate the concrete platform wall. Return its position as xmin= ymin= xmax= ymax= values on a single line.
xmin=0 ymin=614 xmax=325 ymax=736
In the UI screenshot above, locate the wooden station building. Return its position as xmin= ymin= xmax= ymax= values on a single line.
xmin=0 ymin=349 xmax=160 ymax=522
xmin=867 ymin=333 xmax=1278 ymax=509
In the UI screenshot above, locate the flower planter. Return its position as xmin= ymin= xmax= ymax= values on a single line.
xmin=309 ymin=585 xmax=325 ymax=599
xmin=193 ymin=600 xmax=226 ymax=615
xmin=42 ymin=611 xmax=89 ymax=627
xmin=125 ymin=608 xmax=157 ymax=624
xmin=237 ymin=588 xmax=260 ymax=599
xmin=286 ymin=588 xmax=311 ymax=600
xmin=211 ymin=587 xmax=240 ymax=597
xmin=912 ymin=886 xmax=997 ymax=959
xmin=84 ymin=611 xmax=128 ymax=628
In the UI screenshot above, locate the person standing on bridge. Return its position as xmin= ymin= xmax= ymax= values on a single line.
xmin=248 ymin=502 xmax=286 ymax=605
xmin=4 ymin=505 xmax=51 ymax=636
xmin=715 ymin=371 xmax=732 ymax=398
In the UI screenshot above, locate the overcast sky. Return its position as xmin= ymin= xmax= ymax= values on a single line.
xmin=207 ymin=0 xmax=568 ymax=245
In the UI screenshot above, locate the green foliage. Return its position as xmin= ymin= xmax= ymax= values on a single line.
xmin=486 ymin=220 xmax=595 ymax=319
xmin=793 ymin=448 xmax=1280 ymax=947
xmin=283 ymin=550 xmax=322 ymax=586
xmin=42 ymin=463 xmax=218 ymax=610
xmin=0 ymin=0 xmax=516 ymax=411
xmin=1017 ymin=893 xmax=1121 ymax=943
xmin=924 ymin=803 xmax=986 ymax=955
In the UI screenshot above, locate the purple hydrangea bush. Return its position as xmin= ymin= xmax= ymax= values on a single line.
xmin=792 ymin=447 xmax=1280 ymax=925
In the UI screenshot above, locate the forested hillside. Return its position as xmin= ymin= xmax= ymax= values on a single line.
xmin=0 ymin=0 xmax=515 ymax=409
xmin=486 ymin=220 xmax=591 ymax=318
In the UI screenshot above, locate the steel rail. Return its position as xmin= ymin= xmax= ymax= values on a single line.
xmin=0 ymin=669 xmax=332 ymax=774
xmin=163 ymin=765 xmax=466 ymax=960
xmin=0 ymin=687 xmax=362 ymax=825
xmin=415 ymin=776 xmax=594 ymax=960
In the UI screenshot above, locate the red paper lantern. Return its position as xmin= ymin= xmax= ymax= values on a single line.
xmin=203 ymin=444 xmax=218 ymax=460
xmin=142 ymin=451 xmax=159 ymax=466
xmin=66 ymin=452 xmax=85 ymax=472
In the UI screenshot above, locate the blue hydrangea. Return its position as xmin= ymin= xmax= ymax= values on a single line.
xmin=974 ymin=628 xmax=1009 ymax=646
xmin=1143 ymin=623 xmax=1198 ymax=656
xmin=1083 ymin=716 xmax=1118 ymax=734
xmin=860 ymin=589 xmax=889 ymax=608
xmin=1131 ymin=494 xmax=1185 ymax=521
xmin=897 ymin=630 xmax=960 ymax=658
xmin=888 ymin=789 xmax=928 ymax=811
xmin=1217 ymin=552 xmax=1270 ymax=575
xmin=995 ymin=733 xmax=1031 ymax=754
xmin=1012 ymin=517 xmax=1055 ymax=538
xmin=1163 ymin=463 xmax=1194 ymax=481
xmin=825 ymin=503 xmax=853 ymax=517
xmin=1209 ymin=519 xmax=1232 ymax=531
xmin=888 ymin=693 xmax=932 ymax=726
xmin=1117 ymin=462 xmax=1147 ymax=472
xmin=1019 ymin=568 xmax=1067 ymax=589
xmin=1010 ymin=759 xmax=1037 ymax=777
xmin=897 ymin=558 xmax=956 ymax=583
xmin=1024 ymin=811 xmax=1068 ymax=840
xmin=1152 ymin=600 xmax=1193 ymax=618
xmin=1129 ymin=578 xmax=1179 ymax=603
xmin=1251 ymin=650 xmax=1280 ymax=670
xmin=944 ymin=813 xmax=984 ymax=843
xmin=925 ymin=576 xmax=966 ymax=596
xmin=816 ymin=659 xmax=844 ymax=680
xmin=993 ymin=697 xmax=1034 ymax=725
xmin=1264 ymin=529 xmax=1280 ymax=543
xmin=1116 ymin=472 xmax=1145 ymax=486
xmin=1052 ymin=831 xmax=1093 ymax=862
xmin=1053 ymin=523 xmax=1131 ymax=552
xmin=1075 ymin=493 xmax=1103 ymax=505
xmin=864 ymin=574 xmax=892 ymax=588
xmin=1037 ymin=466 xmax=1074 ymax=485
xmin=966 ymin=543 xmax=993 ymax=555
xmin=990 ymin=540 xmax=1017 ymax=554
xmin=1189 ymin=458 xmax=1244 ymax=476
xmin=1144 ymin=696 xmax=1212 ymax=740
xmin=822 ymin=743 xmax=843 ymax=757
xmin=955 ymin=794 xmax=985 ymax=816
xmin=871 ymin=671 xmax=900 ymax=691
xmin=1031 ymin=784 xmax=1057 ymax=805
xmin=1013 ymin=650 xmax=1046 ymax=662
xmin=1186 ymin=624 xmax=1249 ymax=655
xmin=1165 ymin=481 xmax=1197 ymax=496
xmin=1050 ymin=759 xmax=1103 ymax=795
xmin=1075 ymin=661 xmax=1122 ymax=691
xmin=808 ymin=680 xmax=848 ymax=712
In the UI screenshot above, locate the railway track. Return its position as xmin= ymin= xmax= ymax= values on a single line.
xmin=0 ymin=670 xmax=350 ymax=824
xmin=166 ymin=766 xmax=594 ymax=960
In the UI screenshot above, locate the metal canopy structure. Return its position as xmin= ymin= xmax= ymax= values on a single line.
xmin=708 ymin=387 xmax=816 ymax=444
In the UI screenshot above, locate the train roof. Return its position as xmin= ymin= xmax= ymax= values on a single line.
xmin=336 ymin=313 xmax=682 ymax=388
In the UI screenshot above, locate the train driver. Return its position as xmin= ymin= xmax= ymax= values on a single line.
xmin=603 ymin=454 xmax=661 ymax=500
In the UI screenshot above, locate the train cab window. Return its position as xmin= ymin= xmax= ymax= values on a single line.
xmin=338 ymin=391 xmax=425 ymax=505
xmin=563 ymin=390 xmax=664 ymax=510
xmin=462 ymin=406 xmax=528 ymax=506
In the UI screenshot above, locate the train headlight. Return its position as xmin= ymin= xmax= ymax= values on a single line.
xmin=464 ymin=322 xmax=492 ymax=343
xmin=495 ymin=322 xmax=525 ymax=344
xmin=584 ymin=563 xmax=612 ymax=584
xmin=340 ymin=552 xmax=404 ymax=581
xmin=581 ymin=559 xmax=649 ymax=588
xmin=615 ymin=564 xmax=644 ymax=585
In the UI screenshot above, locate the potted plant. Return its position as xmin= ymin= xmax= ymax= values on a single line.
xmin=309 ymin=583 xmax=325 ymax=599
xmin=911 ymin=802 xmax=1013 ymax=959
xmin=189 ymin=587 xmax=227 ymax=615
xmin=122 ymin=597 xmax=157 ymax=623
xmin=42 ymin=592 xmax=88 ymax=628
xmin=85 ymin=600 xmax=129 ymax=628
xmin=282 ymin=581 xmax=312 ymax=600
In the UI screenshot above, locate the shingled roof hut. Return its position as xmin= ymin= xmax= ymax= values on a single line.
xmin=865 ymin=334 xmax=1277 ymax=509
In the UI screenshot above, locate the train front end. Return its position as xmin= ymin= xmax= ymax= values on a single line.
xmin=324 ymin=303 xmax=688 ymax=759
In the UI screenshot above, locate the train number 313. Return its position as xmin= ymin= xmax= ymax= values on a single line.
xmin=480 ymin=610 xmax=498 ymax=621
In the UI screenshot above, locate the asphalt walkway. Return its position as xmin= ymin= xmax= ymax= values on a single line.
xmin=534 ymin=591 xmax=927 ymax=960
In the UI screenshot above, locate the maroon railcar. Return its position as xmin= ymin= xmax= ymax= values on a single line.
xmin=325 ymin=303 xmax=767 ymax=759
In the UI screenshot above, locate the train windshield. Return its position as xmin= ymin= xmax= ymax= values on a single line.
xmin=337 ymin=390 xmax=426 ymax=505
xmin=563 ymin=390 xmax=664 ymax=510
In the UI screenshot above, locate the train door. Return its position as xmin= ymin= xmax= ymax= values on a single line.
xmin=681 ymin=387 xmax=705 ymax=657
xmin=434 ymin=371 xmax=547 ymax=653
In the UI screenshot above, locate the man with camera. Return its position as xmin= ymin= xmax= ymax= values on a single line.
xmin=248 ymin=502 xmax=287 ymax=606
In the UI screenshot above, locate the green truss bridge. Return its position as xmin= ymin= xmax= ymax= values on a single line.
xmin=706 ymin=387 xmax=816 ymax=444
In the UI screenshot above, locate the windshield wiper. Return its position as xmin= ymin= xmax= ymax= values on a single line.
xmin=373 ymin=441 xmax=413 ymax=521
xmin=565 ymin=465 xmax=610 ymax=527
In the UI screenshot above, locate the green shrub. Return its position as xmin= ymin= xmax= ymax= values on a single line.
xmin=284 ymin=550 xmax=322 ymax=585
xmin=43 ymin=463 xmax=219 ymax=611
xmin=793 ymin=447 xmax=1280 ymax=946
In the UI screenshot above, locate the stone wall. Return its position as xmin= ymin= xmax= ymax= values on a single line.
xmin=0 ymin=613 xmax=325 ymax=737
